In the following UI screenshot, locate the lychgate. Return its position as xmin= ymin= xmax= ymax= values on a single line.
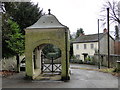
xmin=25 ymin=9 xmax=70 ymax=81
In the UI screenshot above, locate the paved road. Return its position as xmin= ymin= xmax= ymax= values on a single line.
xmin=2 ymin=64 xmax=118 ymax=88
xmin=70 ymin=63 xmax=107 ymax=69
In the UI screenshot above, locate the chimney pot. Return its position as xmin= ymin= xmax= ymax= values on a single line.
xmin=103 ymin=28 xmax=108 ymax=33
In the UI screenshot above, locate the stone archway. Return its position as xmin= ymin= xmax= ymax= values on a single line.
xmin=25 ymin=10 xmax=70 ymax=81
xmin=33 ymin=43 xmax=62 ymax=76
xmin=28 ymin=39 xmax=64 ymax=79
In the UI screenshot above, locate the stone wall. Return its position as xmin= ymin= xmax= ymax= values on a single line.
xmin=94 ymin=54 xmax=120 ymax=68
xmin=1 ymin=55 xmax=25 ymax=71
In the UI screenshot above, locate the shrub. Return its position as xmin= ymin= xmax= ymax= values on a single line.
xmin=85 ymin=56 xmax=95 ymax=65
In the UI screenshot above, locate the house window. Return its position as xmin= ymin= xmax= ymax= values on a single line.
xmin=84 ymin=44 xmax=87 ymax=49
xmin=76 ymin=54 xmax=80 ymax=59
xmin=76 ymin=44 xmax=79 ymax=50
xmin=91 ymin=44 xmax=94 ymax=49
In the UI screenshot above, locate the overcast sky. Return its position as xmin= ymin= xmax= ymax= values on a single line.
xmin=31 ymin=0 xmax=119 ymax=35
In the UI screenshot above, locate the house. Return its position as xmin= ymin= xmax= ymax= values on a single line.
xmin=73 ymin=29 xmax=115 ymax=61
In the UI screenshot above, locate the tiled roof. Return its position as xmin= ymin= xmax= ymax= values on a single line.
xmin=26 ymin=14 xmax=68 ymax=29
xmin=73 ymin=33 xmax=106 ymax=43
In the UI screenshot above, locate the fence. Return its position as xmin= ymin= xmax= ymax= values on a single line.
xmin=94 ymin=54 xmax=120 ymax=68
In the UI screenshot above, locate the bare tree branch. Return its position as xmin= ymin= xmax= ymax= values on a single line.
xmin=101 ymin=0 xmax=120 ymax=24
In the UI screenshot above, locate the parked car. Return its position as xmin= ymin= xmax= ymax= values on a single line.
xmin=20 ymin=57 xmax=25 ymax=71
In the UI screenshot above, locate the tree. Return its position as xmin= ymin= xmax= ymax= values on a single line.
xmin=75 ymin=28 xmax=84 ymax=38
xmin=2 ymin=14 xmax=15 ymax=58
xmin=115 ymin=25 xmax=119 ymax=40
xmin=3 ymin=2 xmax=43 ymax=57
xmin=2 ymin=2 xmax=43 ymax=72
xmin=5 ymin=19 xmax=24 ymax=55
xmin=69 ymin=33 xmax=75 ymax=59
xmin=70 ymin=34 xmax=73 ymax=40
xmin=4 ymin=2 xmax=43 ymax=34
xmin=101 ymin=0 xmax=120 ymax=24
xmin=42 ymin=44 xmax=61 ymax=59
xmin=2 ymin=16 xmax=24 ymax=72
xmin=2 ymin=14 xmax=24 ymax=58
xmin=70 ymin=42 xmax=73 ymax=59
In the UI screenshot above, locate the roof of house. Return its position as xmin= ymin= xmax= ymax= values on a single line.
xmin=73 ymin=33 xmax=106 ymax=43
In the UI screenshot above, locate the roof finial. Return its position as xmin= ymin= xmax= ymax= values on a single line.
xmin=48 ymin=9 xmax=51 ymax=15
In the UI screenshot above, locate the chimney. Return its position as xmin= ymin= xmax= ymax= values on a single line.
xmin=103 ymin=28 xmax=108 ymax=33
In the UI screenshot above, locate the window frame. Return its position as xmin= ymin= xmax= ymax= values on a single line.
xmin=76 ymin=44 xmax=79 ymax=50
xmin=90 ymin=44 xmax=94 ymax=49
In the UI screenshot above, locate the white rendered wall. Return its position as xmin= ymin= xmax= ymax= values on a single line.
xmin=73 ymin=42 xmax=98 ymax=61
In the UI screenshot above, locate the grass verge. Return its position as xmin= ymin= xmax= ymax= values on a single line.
xmin=98 ymin=68 xmax=120 ymax=77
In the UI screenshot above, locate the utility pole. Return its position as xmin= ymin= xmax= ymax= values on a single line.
xmin=98 ymin=19 xmax=100 ymax=69
xmin=107 ymin=8 xmax=110 ymax=68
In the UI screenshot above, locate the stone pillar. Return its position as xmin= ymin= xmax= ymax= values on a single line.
xmin=25 ymin=51 xmax=34 ymax=79
xmin=36 ymin=47 xmax=40 ymax=69
xmin=61 ymin=50 xmax=67 ymax=80
xmin=39 ymin=50 xmax=42 ymax=73
xmin=34 ymin=48 xmax=37 ymax=69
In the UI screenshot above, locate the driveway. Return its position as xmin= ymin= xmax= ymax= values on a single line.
xmin=2 ymin=64 xmax=119 ymax=88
